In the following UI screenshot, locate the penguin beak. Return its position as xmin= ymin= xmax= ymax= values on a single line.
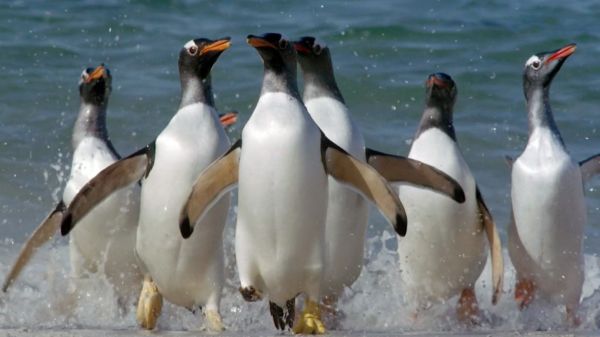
xmin=545 ymin=43 xmax=576 ymax=64
xmin=86 ymin=65 xmax=105 ymax=83
xmin=427 ymin=75 xmax=449 ymax=88
xmin=247 ymin=35 xmax=276 ymax=49
xmin=219 ymin=111 xmax=238 ymax=128
xmin=200 ymin=38 xmax=231 ymax=55
xmin=294 ymin=42 xmax=311 ymax=55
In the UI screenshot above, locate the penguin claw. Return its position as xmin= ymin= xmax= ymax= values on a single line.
xmin=292 ymin=300 xmax=326 ymax=334
xmin=136 ymin=278 xmax=163 ymax=330
xmin=205 ymin=310 xmax=225 ymax=332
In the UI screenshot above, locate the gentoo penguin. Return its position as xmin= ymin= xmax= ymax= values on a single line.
xmin=397 ymin=73 xmax=503 ymax=323
xmin=60 ymin=38 xmax=232 ymax=331
xmin=508 ymin=43 xmax=600 ymax=325
xmin=2 ymin=65 xmax=143 ymax=305
xmin=178 ymin=33 xmax=406 ymax=335
xmin=293 ymin=36 xmax=466 ymax=321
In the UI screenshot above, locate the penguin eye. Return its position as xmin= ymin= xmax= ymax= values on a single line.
xmin=531 ymin=60 xmax=541 ymax=70
xmin=278 ymin=39 xmax=289 ymax=49
xmin=313 ymin=44 xmax=322 ymax=55
xmin=188 ymin=45 xmax=198 ymax=55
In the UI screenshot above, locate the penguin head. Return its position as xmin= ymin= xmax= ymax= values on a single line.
xmin=79 ymin=64 xmax=111 ymax=106
xmin=294 ymin=36 xmax=332 ymax=72
xmin=178 ymin=37 xmax=231 ymax=79
xmin=523 ymin=43 xmax=576 ymax=98
xmin=425 ymin=72 xmax=457 ymax=110
xmin=247 ymin=33 xmax=296 ymax=74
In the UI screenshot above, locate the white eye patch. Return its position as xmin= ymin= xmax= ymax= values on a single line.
xmin=184 ymin=40 xmax=196 ymax=49
xmin=525 ymin=55 xmax=541 ymax=67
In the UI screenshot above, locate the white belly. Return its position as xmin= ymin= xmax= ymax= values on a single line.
xmin=135 ymin=103 xmax=230 ymax=308
xmin=397 ymin=129 xmax=486 ymax=305
xmin=305 ymin=97 xmax=369 ymax=297
xmin=236 ymin=93 xmax=328 ymax=305
xmin=64 ymin=137 xmax=142 ymax=300
xmin=509 ymin=129 xmax=585 ymax=306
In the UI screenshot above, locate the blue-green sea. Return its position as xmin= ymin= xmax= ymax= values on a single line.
xmin=2 ymin=0 xmax=600 ymax=334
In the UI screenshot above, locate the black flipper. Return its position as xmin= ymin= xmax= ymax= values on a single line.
xmin=61 ymin=143 xmax=155 ymax=236
xmin=179 ymin=139 xmax=242 ymax=239
xmin=366 ymin=148 xmax=465 ymax=203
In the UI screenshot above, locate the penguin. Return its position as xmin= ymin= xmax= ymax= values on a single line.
xmin=177 ymin=33 xmax=407 ymax=335
xmin=293 ymin=36 xmax=466 ymax=322
xmin=396 ymin=73 xmax=503 ymax=323
xmin=508 ymin=43 xmax=600 ymax=325
xmin=60 ymin=38 xmax=232 ymax=331
xmin=2 ymin=65 xmax=143 ymax=305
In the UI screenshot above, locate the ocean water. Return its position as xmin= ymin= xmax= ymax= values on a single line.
xmin=2 ymin=0 xmax=600 ymax=334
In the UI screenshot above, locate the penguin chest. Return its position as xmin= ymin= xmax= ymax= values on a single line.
xmin=237 ymin=93 xmax=328 ymax=285
xmin=511 ymin=131 xmax=585 ymax=283
xmin=397 ymin=129 xmax=485 ymax=300
xmin=65 ymin=137 xmax=141 ymax=281
xmin=136 ymin=104 xmax=230 ymax=305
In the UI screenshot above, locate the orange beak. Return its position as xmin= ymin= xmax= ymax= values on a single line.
xmin=200 ymin=38 xmax=231 ymax=56
xmin=86 ymin=65 xmax=105 ymax=83
xmin=546 ymin=43 xmax=576 ymax=64
xmin=427 ymin=76 xmax=449 ymax=88
xmin=247 ymin=36 xmax=276 ymax=49
xmin=219 ymin=111 xmax=238 ymax=128
xmin=294 ymin=42 xmax=311 ymax=55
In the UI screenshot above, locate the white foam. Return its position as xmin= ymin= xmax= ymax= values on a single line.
xmin=2 ymin=219 xmax=600 ymax=333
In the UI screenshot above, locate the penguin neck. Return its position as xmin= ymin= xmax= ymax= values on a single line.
xmin=179 ymin=75 xmax=214 ymax=110
xmin=415 ymin=105 xmax=456 ymax=142
xmin=526 ymin=86 xmax=564 ymax=145
xmin=261 ymin=67 xmax=301 ymax=100
xmin=302 ymin=70 xmax=345 ymax=104
xmin=72 ymin=101 xmax=115 ymax=153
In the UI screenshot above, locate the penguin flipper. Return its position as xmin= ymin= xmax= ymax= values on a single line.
xmin=366 ymin=148 xmax=465 ymax=203
xmin=579 ymin=153 xmax=600 ymax=183
xmin=2 ymin=201 xmax=65 ymax=292
xmin=476 ymin=186 xmax=503 ymax=304
xmin=323 ymin=138 xmax=407 ymax=236
xmin=179 ymin=139 xmax=242 ymax=239
xmin=61 ymin=144 xmax=154 ymax=236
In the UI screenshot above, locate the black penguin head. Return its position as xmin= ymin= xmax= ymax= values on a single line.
xmin=523 ymin=43 xmax=576 ymax=99
xmin=178 ymin=37 xmax=231 ymax=79
xmin=294 ymin=36 xmax=333 ymax=71
xmin=425 ymin=72 xmax=457 ymax=110
xmin=247 ymin=33 xmax=296 ymax=74
xmin=79 ymin=64 xmax=111 ymax=106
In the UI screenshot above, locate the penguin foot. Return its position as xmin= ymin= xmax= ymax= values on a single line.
xmin=566 ymin=306 xmax=581 ymax=327
xmin=456 ymin=288 xmax=480 ymax=325
xmin=292 ymin=299 xmax=326 ymax=334
xmin=515 ymin=278 xmax=535 ymax=310
xmin=136 ymin=278 xmax=163 ymax=330
xmin=239 ymin=286 xmax=262 ymax=302
xmin=205 ymin=309 xmax=225 ymax=332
